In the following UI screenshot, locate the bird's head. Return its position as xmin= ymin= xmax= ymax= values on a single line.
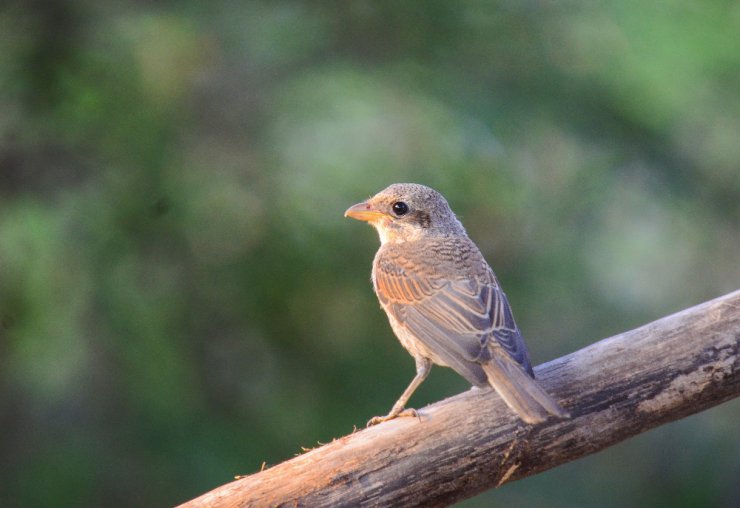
xmin=345 ymin=183 xmax=465 ymax=244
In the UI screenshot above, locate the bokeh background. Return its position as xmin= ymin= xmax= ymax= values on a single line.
xmin=1 ymin=1 xmax=739 ymax=506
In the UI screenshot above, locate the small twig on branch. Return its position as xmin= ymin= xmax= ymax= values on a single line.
xmin=179 ymin=290 xmax=740 ymax=507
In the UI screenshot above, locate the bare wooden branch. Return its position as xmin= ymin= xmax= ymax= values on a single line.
xmin=179 ymin=290 xmax=740 ymax=507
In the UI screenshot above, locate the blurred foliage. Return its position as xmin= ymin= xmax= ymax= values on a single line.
xmin=0 ymin=1 xmax=738 ymax=506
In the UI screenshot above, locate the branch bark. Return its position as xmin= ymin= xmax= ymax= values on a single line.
xmin=179 ymin=290 xmax=740 ymax=507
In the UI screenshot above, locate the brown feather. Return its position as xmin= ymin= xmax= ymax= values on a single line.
xmin=348 ymin=183 xmax=570 ymax=424
xmin=481 ymin=348 xmax=570 ymax=424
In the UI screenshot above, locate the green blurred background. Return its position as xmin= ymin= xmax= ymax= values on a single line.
xmin=1 ymin=1 xmax=738 ymax=506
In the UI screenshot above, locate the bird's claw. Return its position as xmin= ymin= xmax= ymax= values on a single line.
xmin=366 ymin=408 xmax=419 ymax=427
xmin=366 ymin=416 xmax=386 ymax=427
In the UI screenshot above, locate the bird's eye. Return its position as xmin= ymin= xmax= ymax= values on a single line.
xmin=392 ymin=201 xmax=409 ymax=216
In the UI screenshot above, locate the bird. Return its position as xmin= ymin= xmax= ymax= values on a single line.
xmin=345 ymin=183 xmax=569 ymax=425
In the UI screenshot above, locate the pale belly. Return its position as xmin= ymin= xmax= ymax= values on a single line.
xmin=386 ymin=312 xmax=450 ymax=367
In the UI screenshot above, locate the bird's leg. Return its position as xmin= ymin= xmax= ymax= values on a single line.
xmin=367 ymin=357 xmax=432 ymax=426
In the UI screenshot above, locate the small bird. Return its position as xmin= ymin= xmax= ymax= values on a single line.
xmin=345 ymin=183 xmax=569 ymax=425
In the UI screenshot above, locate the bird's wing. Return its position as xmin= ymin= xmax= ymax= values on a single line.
xmin=374 ymin=263 xmax=534 ymax=381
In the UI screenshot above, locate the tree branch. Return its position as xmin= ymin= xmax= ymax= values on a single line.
xmin=179 ymin=290 xmax=740 ymax=507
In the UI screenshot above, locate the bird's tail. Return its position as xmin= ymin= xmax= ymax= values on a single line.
xmin=481 ymin=350 xmax=570 ymax=424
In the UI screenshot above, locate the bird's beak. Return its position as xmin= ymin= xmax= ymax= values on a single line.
xmin=344 ymin=200 xmax=385 ymax=222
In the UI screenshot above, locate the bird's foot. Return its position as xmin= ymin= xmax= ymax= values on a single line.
xmin=367 ymin=408 xmax=418 ymax=427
